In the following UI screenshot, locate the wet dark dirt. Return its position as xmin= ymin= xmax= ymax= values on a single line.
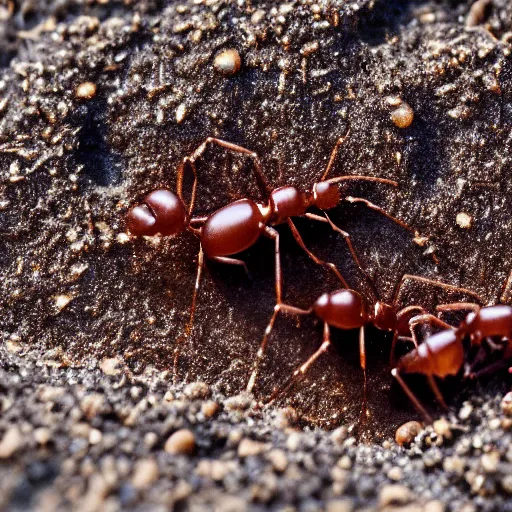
xmin=0 ymin=0 xmax=512 ymax=510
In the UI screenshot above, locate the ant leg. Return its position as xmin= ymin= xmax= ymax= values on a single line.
xmin=436 ymin=302 xmax=481 ymax=314
xmin=391 ymin=368 xmax=433 ymax=423
xmin=246 ymin=303 xmax=312 ymax=393
xmin=177 ymin=157 xmax=198 ymax=217
xmin=343 ymin=196 xmax=418 ymax=235
xmin=408 ymin=314 xmax=454 ymax=332
xmin=427 ymin=375 xmax=448 ymax=410
xmin=173 ymin=245 xmax=205 ymax=382
xmin=210 ymin=256 xmax=251 ymax=279
xmin=267 ymin=323 xmax=332 ymax=405
xmin=303 ymin=212 xmax=378 ymax=296
xmin=180 ymin=137 xmax=271 ymax=202
xmin=319 ymin=127 xmax=351 ymax=181
xmin=286 ymin=218 xmax=350 ymax=288
xmin=359 ymin=326 xmax=368 ymax=421
xmin=262 ymin=226 xmax=282 ymax=302
xmin=390 ymin=305 xmax=426 ymax=365
xmin=390 ymin=274 xmax=484 ymax=307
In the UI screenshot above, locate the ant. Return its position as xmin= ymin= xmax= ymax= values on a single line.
xmin=248 ymin=274 xmax=482 ymax=423
xmin=392 ymin=302 xmax=512 ymax=423
xmin=126 ymin=133 xmax=420 ymax=379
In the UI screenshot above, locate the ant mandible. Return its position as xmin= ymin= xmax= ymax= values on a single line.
xmin=126 ymin=132 xmax=419 ymax=380
xmin=392 ymin=302 xmax=512 ymax=423
xmin=248 ymin=274 xmax=482 ymax=421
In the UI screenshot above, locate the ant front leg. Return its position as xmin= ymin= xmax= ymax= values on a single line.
xmin=173 ymin=244 xmax=205 ymax=382
xmin=286 ymin=218 xmax=350 ymax=288
xmin=303 ymin=212 xmax=378 ymax=297
xmin=246 ymin=302 xmax=312 ymax=394
xmin=267 ymin=322 xmax=332 ymax=405
xmin=391 ymin=368 xmax=433 ymax=423
xmin=343 ymin=196 xmax=418 ymax=236
xmin=177 ymin=138 xmax=271 ymax=215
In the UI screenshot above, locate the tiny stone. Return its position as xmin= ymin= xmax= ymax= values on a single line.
xmin=164 ymin=429 xmax=196 ymax=455
xmin=132 ymin=458 xmax=159 ymax=489
xmin=144 ymin=432 xmax=158 ymax=449
xmin=201 ymin=400 xmax=219 ymax=418
xmin=326 ymin=499 xmax=354 ymax=512
xmin=425 ymin=500 xmax=446 ymax=512
xmin=443 ymin=455 xmax=465 ymax=474
xmin=213 ymin=49 xmax=242 ymax=76
xmin=459 ymin=403 xmax=473 ymax=420
xmin=75 ymin=81 xmax=97 ymax=100
xmin=501 ymin=475 xmax=512 ymax=494
xmin=379 ymin=484 xmax=412 ymax=507
xmin=33 ymin=427 xmax=51 ymax=446
xmin=481 ymin=451 xmax=500 ymax=473
xmin=456 ymin=212 xmax=473 ymax=229
xmin=337 ymin=455 xmax=352 ymax=470
xmin=88 ymin=429 xmax=103 ymax=445
xmin=0 ymin=427 xmax=22 ymax=458
xmin=224 ymin=393 xmax=252 ymax=411
xmin=267 ymin=449 xmax=288 ymax=472
xmin=433 ymin=417 xmax=452 ymax=439
xmin=183 ymin=381 xmax=210 ymax=400
xmin=331 ymin=426 xmax=349 ymax=445
xmin=81 ymin=393 xmax=107 ymax=420
xmin=395 ymin=421 xmax=423 ymax=446
xmin=391 ymin=102 xmax=414 ymax=128
xmin=100 ymin=357 xmax=122 ymax=376
xmin=501 ymin=392 xmax=512 ymax=416
xmin=238 ymin=438 xmax=266 ymax=458
xmin=387 ymin=466 xmax=403 ymax=481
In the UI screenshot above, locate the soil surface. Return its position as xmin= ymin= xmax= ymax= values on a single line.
xmin=1 ymin=0 xmax=512 ymax=510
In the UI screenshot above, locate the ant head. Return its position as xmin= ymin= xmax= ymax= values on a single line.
xmin=312 ymin=182 xmax=341 ymax=210
xmin=371 ymin=301 xmax=397 ymax=331
xmin=126 ymin=189 xmax=188 ymax=237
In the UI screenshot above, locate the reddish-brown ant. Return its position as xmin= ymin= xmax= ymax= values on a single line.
xmin=126 ymin=135 xmax=420 ymax=379
xmin=392 ymin=303 xmax=512 ymax=422
xmin=249 ymin=275 xmax=481 ymax=421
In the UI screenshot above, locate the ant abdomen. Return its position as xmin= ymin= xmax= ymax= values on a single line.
xmin=127 ymin=189 xmax=187 ymax=237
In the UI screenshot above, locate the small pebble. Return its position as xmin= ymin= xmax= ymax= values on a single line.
xmin=88 ymin=429 xmax=103 ymax=445
xmin=0 ymin=427 xmax=22 ymax=458
xmin=100 ymin=357 xmax=122 ymax=376
xmin=201 ymin=400 xmax=220 ymax=418
xmin=433 ymin=417 xmax=452 ymax=440
xmin=33 ymin=427 xmax=51 ymax=446
xmin=387 ymin=467 xmax=403 ymax=481
xmin=267 ymin=449 xmax=288 ymax=472
xmin=213 ymin=49 xmax=242 ymax=76
xmin=132 ymin=458 xmax=159 ymax=489
xmin=75 ymin=81 xmax=97 ymax=100
xmin=238 ymin=438 xmax=267 ymax=458
xmin=459 ymin=403 xmax=473 ymax=421
xmin=501 ymin=474 xmax=512 ymax=494
xmin=481 ymin=451 xmax=500 ymax=473
xmin=164 ymin=429 xmax=196 ymax=455
xmin=395 ymin=421 xmax=423 ymax=446
xmin=501 ymin=392 xmax=512 ymax=416
xmin=391 ymin=102 xmax=414 ymax=128
xmin=456 ymin=212 xmax=473 ymax=229
xmin=326 ymin=499 xmax=354 ymax=512
xmin=184 ymin=381 xmax=210 ymax=400
xmin=379 ymin=484 xmax=412 ymax=507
